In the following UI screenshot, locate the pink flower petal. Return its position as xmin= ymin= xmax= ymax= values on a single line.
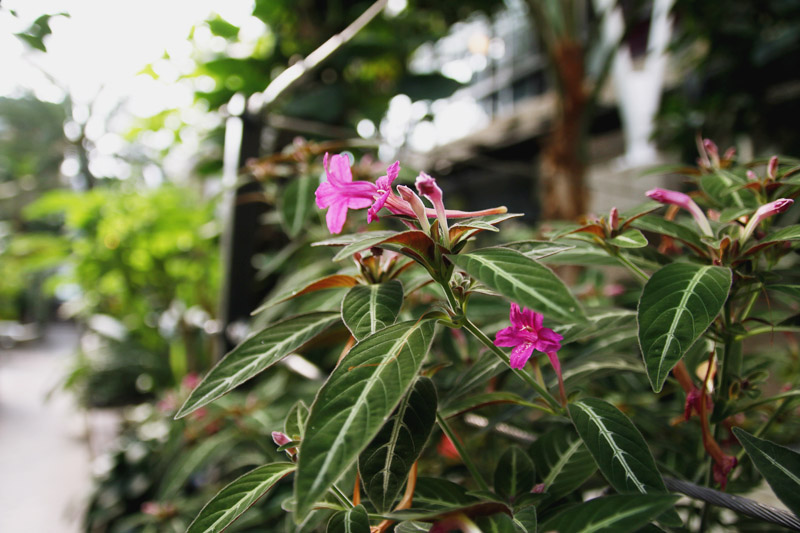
xmin=325 ymin=201 xmax=349 ymax=234
xmin=509 ymin=343 xmax=535 ymax=369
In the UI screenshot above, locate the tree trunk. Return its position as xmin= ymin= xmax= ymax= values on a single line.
xmin=539 ymin=40 xmax=588 ymax=221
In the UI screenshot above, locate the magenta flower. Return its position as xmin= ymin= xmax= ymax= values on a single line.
xmin=495 ymin=304 xmax=563 ymax=369
xmin=646 ymin=188 xmax=714 ymax=237
xmin=367 ymin=161 xmax=400 ymax=223
xmin=741 ymin=198 xmax=794 ymax=243
xmin=315 ymin=153 xmax=378 ymax=234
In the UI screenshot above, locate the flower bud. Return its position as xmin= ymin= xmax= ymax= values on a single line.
xmin=646 ymin=188 xmax=714 ymax=237
xmin=740 ymin=198 xmax=794 ymax=243
xmin=767 ymin=156 xmax=779 ymax=180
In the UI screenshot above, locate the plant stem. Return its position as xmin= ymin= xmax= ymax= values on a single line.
xmin=613 ymin=250 xmax=649 ymax=283
xmin=436 ymin=412 xmax=491 ymax=493
xmin=734 ymin=325 xmax=800 ymax=341
xmin=464 ymin=319 xmax=562 ymax=413
xmin=330 ymin=484 xmax=354 ymax=509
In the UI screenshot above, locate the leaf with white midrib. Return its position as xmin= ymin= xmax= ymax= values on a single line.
xmin=327 ymin=504 xmax=371 ymax=533
xmin=176 ymin=312 xmax=340 ymax=418
xmin=359 ymin=377 xmax=437 ymax=512
xmin=187 ymin=462 xmax=295 ymax=533
xmin=342 ymin=280 xmax=404 ymax=341
xmin=637 ymin=263 xmax=731 ymax=392
xmin=531 ymin=426 xmax=596 ymax=500
xmin=733 ymin=427 xmax=800 ymax=515
xmin=295 ymin=320 xmax=435 ymax=517
xmin=539 ymin=493 xmax=680 ymax=533
xmin=569 ymin=399 xmax=680 ymax=526
xmin=448 ymin=247 xmax=585 ymax=323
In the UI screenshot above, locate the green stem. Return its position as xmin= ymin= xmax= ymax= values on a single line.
xmin=436 ymin=412 xmax=491 ymax=493
xmin=734 ymin=325 xmax=800 ymax=341
xmin=330 ymin=484 xmax=354 ymax=509
xmin=613 ymin=250 xmax=649 ymax=283
xmin=464 ymin=319 xmax=562 ymax=413
xmin=737 ymin=288 xmax=760 ymax=322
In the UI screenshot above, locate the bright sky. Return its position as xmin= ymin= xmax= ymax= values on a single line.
xmin=0 ymin=0 xmax=253 ymax=103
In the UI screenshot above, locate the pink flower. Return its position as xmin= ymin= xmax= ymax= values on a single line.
xmin=741 ymin=198 xmax=794 ymax=243
xmin=315 ymin=153 xmax=379 ymax=234
xmin=416 ymin=172 xmax=450 ymax=245
xmin=272 ymin=431 xmax=291 ymax=447
xmin=494 ymin=304 xmax=563 ymax=369
xmin=646 ymin=188 xmax=714 ymax=237
xmin=767 ymin=156 xmax=779 ymax=180
xmin=367 ymin=161 xmax=400 ymax=223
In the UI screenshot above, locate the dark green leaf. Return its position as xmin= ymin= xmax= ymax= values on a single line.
xmin=743 ymin=224 xmax=800 ymax=255
xmin=359 ymin=377 xmax=438 ymax=512
xmin=568 ymin=399 xmax=680 ymax=527
xmin=413 ymin=477 xmax=478 ymax=509
xmin=503 ymin=240 xmax=576 ymax=260
xmin=326 ymin=504 xmax=371 ymax=533
xmin=475 ymin=513 xmax=517 ymax=533
xmin=395 ymin=522 xmax=431 ymax=533
xmin=253 ymin=274 xmax=359 ymax=314
xmin=629 ymin=215 xmax=705 ymax=252
xmin=158 ymin=431 xmax=237 ymax=499
xmin=187 ymin=463 xmax=295 ymax=533
xmin=733 ymin=427 xmax=800 ymax=516
xmin=539 ymin=494 xmax=679 ymax=533
xmin=280 ymin=175 xmax=317 ymax=238
xmin=494 ymin=446 xmax=535 ymax=502
xmin=295 ymin=320 xmax=435 ymax=516
xmin=637 ymin=263 xmax=731 ymax=392
xmin=513 ymin=506 xmax=537 ymax=533
xmin=448 ymin=248 xmax=585 ymax=323
xmin=342 ymin=280 xmax=404 ymax=341
xmin=441 ymin=391 xmax=541 ymax=418
xmin=531 ymin=426 xmax=596 ymax=501
xmin=176 ymin=312 xmax=341 ymax=418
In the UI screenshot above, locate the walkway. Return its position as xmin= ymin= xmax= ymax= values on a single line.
xmin=0 ymin=323 xmax=92 ymax=533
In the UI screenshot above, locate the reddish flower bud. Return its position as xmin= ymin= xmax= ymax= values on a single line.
xmin=767 ymin=156 xmax=779 ymax=180
xmin=646 ymin=188 xmax=713 ymax=237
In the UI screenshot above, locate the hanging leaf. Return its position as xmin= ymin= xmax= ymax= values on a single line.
xmin=569 ymin=399 xmax=680 ymax=527
xmin=629 ymin=215 xmax=705 ymax=253
xmin=359 ymin=377 xmax=438 ymax=513
xmin=253 ymin=274 xmax=358 ymax=314
xmin=326 ymin=504 xmax=371 ymax=533
xmin=448 ymin=248 xmax=585 ymax=323
xmin=285 ymin=400 xmax=310 ymax=440
xmin=539 ymin=494 xmax=679 ymax=533
xmin=638 ymin=263 xmax=731 ymax=392
xmin=608 ymin=229 xmax=648 ymax=248
xmin=342 ymin=280 xmax=404 ymax=341
xmin=187 ymin=462 xmax=296 ymax=533
xmin=493 ymin=446 xmax=535 ymax=502
xmin=176 ymin=312 xmax=341 ymax=418
xmin=294 ymin=320 xmax=436 ymax=517
xmin=733 ymin=427 xmax=800 ymax=516
xmin=530 ymin=426 xmax=597 ymax=501
xmin=280 ymin=176 xmax=316 ymax=238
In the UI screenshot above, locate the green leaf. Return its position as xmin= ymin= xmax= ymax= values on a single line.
xmin=504 ymin=240 xmax=576 ymax=260
xmin=386 ymin=503 xmax=511 ymax=522
xmin=253 ymin=274 xmax=359 ymax=314
xmin=412 ymin=477 xmax=478 ymax=509
xmin=359 ymin=377 xmax=438 ymax=512
xmin=445 ymin=354 xmax=505 ymax=401
xmin=475 ymin=513 xmax=517 ymax=533
xmin=187 ymin=462 xmax=295 ymax=533
xmin=441 ymin=391 xmax=542 ymax=418
xmin=568 ymin=399 xmax=680 ymax=527
xmin=176 ymin=312 xmax=341 ymax=418
xmin=637 ymin=263 xmax=731 ymax=392
xmin=608 ymin=229 xmax=648 ymax=248
xmin=513 ymin=506 xmax=537 ymax=533
xmin=743 ymin=224 xmax=800 ymax=255
xmin=395 ymin=522 xmax=431 ymax=533
xmin=733 ymin=427 xmax=800 ymax=515
xmin=629 ymin=215 xmax=705 ymax=252
xmin=448 ymin=248 xmax=585 ymax=323
xmin=295 ymin=320 xmax=436 ymax=517
xmin=494 ymin=446 xmax=535 ymax=502
xmin=326 ymin=504 xmax=371 ymax=533
xmin=158 ymin=431 xmax=237 ymax=499
xmin=313 ymin=230 xmax=397 ymax=249
xmin=539 ymin=494 xmax=679 ymax=533
xmin=280 ymin=175 xmax=317 ymax=238
xmin=285 ymin=400 xmax=310 ymax=440
xmin=207 ymin=15 xmax=240 ymax=39
xmin=531 ymin=426 xmax=596 ymax=501
xmin=700 ymin=171 xmax=751 ymax=209
xmin=342 ymin=280 xmax=404 ymax=341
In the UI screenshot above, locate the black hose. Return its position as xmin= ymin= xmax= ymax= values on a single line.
xmin=664 ymin=476 xmax=800 ymax=531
